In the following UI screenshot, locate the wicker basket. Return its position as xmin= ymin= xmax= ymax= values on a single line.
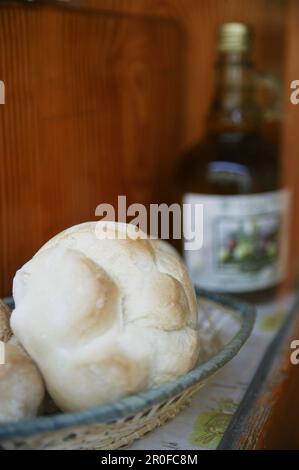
xmin=0 ymin=289 xmax=255 ymax=450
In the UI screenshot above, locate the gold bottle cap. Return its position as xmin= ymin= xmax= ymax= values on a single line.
xmin=218 ymin=23 xmax=251 ymax=53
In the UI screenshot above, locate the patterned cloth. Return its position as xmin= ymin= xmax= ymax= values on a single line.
xmin=130 ymin=294 xmax=296 ymax=450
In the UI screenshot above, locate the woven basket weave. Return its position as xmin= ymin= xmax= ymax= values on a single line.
xmin=3 ymin=384 xmax=207 ymax=450
xmin=0 ymin=289 xmax=255 ymax=450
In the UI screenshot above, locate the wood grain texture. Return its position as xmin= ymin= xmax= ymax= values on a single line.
xmin=82 ymin=0 xmax=286 ymax=147
xmin=250 ymin=313 xmax=299 ymax=450
xmin=0 ymin=0 xmax=291 ymax=296
xmin=257 ymin=323 xmax=299 ymax=449
xmin=0 ymin=3 xmax=183 ymax=295
xmin=82 ymin=0 xmax=299 ymax=291
xmin=256 ymin=2 xmax=299 ymax=447
xmin=0 ymin=0 xmax=298 ymax=448
xmin=282 ymin=0 xmax=299 ymax=285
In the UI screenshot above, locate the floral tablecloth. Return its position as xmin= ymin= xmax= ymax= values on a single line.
xmin=130 ymin=294 xmax=296 ymax=450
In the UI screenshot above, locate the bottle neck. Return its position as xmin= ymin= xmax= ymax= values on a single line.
xmin=207 ymin=51 xmax=261 ymax=136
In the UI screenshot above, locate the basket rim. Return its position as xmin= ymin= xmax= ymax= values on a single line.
xmin=0 ymin=287 xmax=255 ymax=440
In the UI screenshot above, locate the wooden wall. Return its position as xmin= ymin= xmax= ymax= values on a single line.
xmin=282 ymin=0 xmax=299 ymax=285
xmin=0 ymin=2 xmax=183 ymax=295
xmin=257 ymin=1 xmax=299 ymax=448
xmin=83 ymin=0 xmax=286 ymax=146
xmin=0 ymin=0 xmax=293 ymax=295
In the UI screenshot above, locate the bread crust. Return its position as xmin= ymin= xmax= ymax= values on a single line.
xmin=0 ymin=341 xmax=45 ymax=423
xmin=11 ymin=222 xmax=200 ymax=412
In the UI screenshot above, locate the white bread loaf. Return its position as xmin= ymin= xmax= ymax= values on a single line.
xmin=0 ymin=299 xmax=12 ymax=342
xmin=0 ymin=302 xmax=44 ymax=422
xmin=11 ymin=222 xmax=200 ymax=412
xmin=0 ymin=340 xmax=45 ymax=423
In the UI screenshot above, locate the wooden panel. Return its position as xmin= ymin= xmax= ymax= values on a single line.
xmin=282 ymin=0 xmax=299 ymax=284
xmin=82 ymin=0 xmax=286 ymax=146
xmin=82 ymin=0 xmax=299 ymax=290
xmin=0 ymin=0 xmax=291 ymax=296
xmin=0 ymin=3 xmax=183 ymax=295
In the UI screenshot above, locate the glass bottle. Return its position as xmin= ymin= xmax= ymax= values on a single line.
xmin=178 ymin=23 xmax=289 ymax=302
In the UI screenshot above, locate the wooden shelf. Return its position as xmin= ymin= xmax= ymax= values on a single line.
xmin=219 ymin=293 xmax=299 ymax=449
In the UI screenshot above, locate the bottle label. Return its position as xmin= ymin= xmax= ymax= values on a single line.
xmin=183 ymin=190 xmax=290 ymax=293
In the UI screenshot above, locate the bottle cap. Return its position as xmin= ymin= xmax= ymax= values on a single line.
xmin=218 ymin=23 xmax=251 ymax=53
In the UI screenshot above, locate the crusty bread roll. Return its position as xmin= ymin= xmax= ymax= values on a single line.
xmin=11 ymin=222 xmax=200 ymax=412
xmin=0 ymin=302 xmax=44 ymax=422
xmin=0 ymin=340 xmax=45 ymax=423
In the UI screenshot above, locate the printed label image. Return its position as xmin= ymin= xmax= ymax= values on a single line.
xmin=216 ymin=214 xmax=281 ymax=274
